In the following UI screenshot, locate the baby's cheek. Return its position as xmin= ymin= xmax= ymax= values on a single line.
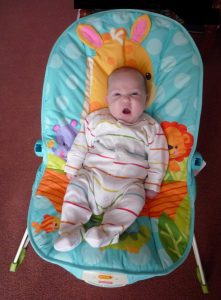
xmin=109 ymin=104 xmax=119 ymax=117
xmin=134 ymin=101 xmax=145 ymax=115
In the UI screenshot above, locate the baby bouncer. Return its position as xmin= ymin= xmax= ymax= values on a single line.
xmin=10 ymin=9 xmax=208 ymax=292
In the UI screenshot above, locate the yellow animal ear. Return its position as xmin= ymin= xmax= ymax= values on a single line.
xmin=77 ymin=24 xmax=103 ymax=49
xmin=183 ymin=133 xmax=192 ymax=144
xmin=130 ymin=15 xmax=151 ymax=43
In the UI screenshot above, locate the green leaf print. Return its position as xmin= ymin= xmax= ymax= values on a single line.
xmin=102 ymin=225 xmax=151 ymax=253
xmin=174 ymin=195 xmax=191 ymax=242
xmin=164 ymin=158 xmax=188 ymax=182
xmin=159 ymin=213 xmax=188 ymax=262
xmin=47 ymin=153 xmax=65 ymax=171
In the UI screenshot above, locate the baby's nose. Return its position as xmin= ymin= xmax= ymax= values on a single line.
xmin=122 ymin=94 xmax=130 ymax=102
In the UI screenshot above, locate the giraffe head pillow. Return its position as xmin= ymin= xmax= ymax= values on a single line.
xmin=77 ymin=15 xmax=155 ymax=112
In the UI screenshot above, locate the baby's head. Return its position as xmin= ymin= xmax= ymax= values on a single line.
xmin=106 ymin=67 xmax=148 ymax=124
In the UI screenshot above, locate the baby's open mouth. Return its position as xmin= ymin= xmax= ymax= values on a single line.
xmin=122 ymin=108 xmax=131 ymax=114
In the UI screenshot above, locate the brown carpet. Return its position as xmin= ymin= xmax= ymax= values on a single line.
xmin=1 ymin=1 xmax=221 ymax=299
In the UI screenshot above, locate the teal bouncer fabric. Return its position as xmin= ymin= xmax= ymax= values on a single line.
xmin=28 ymin=9 xmax=203 ymax=287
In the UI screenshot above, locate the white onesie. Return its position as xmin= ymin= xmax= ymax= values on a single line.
xmin=54 ymin=108 xmax=169 ymax=251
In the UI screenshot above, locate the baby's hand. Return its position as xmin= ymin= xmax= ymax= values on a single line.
xmin=66 ymin=173 xmax=76 ymax=180
xmin=145 ymin=189 xmax=158 ymax=199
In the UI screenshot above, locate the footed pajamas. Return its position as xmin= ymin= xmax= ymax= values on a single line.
xmin=54 ymin=108 xmax=168 ymax=251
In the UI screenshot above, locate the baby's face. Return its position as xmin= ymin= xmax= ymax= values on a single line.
xmin=106 ymin=70 xmax=147 ymax=124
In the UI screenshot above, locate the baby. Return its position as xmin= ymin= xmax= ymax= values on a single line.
xmin=54 ymin=67 xmax=169 ymax=252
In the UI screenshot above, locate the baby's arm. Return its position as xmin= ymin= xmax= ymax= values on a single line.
xmin=64 ymin=119 xmax=89 ymax=177
xmin=145 ymin=122 xmax=169 ymax=196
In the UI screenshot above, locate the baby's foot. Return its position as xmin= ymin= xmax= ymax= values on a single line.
xmin=84 ymin=226 xmax=119 ymax=248
xmin=54 ymin=229 xmax=82 ymax=252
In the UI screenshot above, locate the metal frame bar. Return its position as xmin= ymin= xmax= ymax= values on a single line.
xmin=11 ymin=229 xmax=29 ymax=266
xmin=192 ymin=234 xmax=209 ymax=293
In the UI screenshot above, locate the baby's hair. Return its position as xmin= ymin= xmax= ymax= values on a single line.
xmin=108 ymin=66 xmax=148 ymax=94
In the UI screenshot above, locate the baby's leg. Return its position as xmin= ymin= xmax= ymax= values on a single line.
xmin=84 ymin=182 xmax=145 ymax=248
xmin=54 ymin=175 xmax=92 ymax=252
